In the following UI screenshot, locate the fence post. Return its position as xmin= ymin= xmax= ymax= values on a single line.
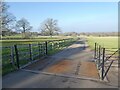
xmin=101 ymin=48 xmax=105 ymax=80
xmin=98 ymin=45 xmax=101 ymax=67
xmin=29 ymin=44 xmax=32 ymax=61
xmin=45 ymin=41 xmax=48 ymax=55
xmin=14 ymin=45 xmax=20 ymax=69
xmin=94 ymin=43 xmax=97 ymax=59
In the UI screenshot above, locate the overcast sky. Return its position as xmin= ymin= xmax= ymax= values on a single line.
xmin=7 ymin=2 xmax=118 ymax=33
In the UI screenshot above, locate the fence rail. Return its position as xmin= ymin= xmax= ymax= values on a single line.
xmin=2 ymin=38 xmax=77 ymax=75
xmin=94 ymin=43 xmax=119 ymax=80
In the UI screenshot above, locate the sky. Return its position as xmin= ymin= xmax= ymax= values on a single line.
xmin=7 ymin=2 xmax=118 ymax=33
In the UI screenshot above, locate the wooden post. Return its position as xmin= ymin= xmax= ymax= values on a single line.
xmin=14 ymin=45 xmax=20 ymax=69
xmin=101 ymin=48 xmax=105 ymax=80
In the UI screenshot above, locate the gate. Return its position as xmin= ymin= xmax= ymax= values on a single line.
xmin=94 ymin=43 xmax=119 ymax=80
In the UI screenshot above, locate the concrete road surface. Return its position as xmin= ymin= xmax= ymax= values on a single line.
xmin=2 ymin=40 xmax=118 ymax=88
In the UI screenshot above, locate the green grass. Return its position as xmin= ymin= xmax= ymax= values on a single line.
xmin=1 ymin=39 xmax=59 ymax=46
xmin=87 ymin=36 xmax=118 ymax=48
xmin=87 ymin=36 xmax=118 ymax=51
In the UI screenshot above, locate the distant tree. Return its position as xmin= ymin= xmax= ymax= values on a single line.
xmin=0 ymin=2 xmax=16 ymax=37
xmin=40 ymin=18 xmax=61 ymax=37
xmin=16 ymin=18 xmax=32 ymax=38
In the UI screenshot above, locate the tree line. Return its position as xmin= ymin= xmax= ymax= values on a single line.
xmin=0 ymin=2 xmax=61 ymax=38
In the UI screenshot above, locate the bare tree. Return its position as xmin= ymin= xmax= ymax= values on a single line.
xmin=16 ymin=18 xmax=32 ymax=38
xmin=0 ymin=2 xmax=16 ymax=37
xmin=40 ymin=18 xmax=61 ymax=37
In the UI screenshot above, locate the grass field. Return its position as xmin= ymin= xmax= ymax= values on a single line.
xmin=1 ymin=36 xmax=75 ymax=46
xmin=87 ymin=36 xmax=118 ymax=51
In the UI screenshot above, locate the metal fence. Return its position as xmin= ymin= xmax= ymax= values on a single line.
xmin=94 ymin=43 xmax=119 ymax=80
xmin=2 ymin=38 xmax=77 ymax=75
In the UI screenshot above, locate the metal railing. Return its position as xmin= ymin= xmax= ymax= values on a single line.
xmin=2 ymin=38 xmax=77 ymax=75
xmin=94 ymin=43 xmax=119 ymax=80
